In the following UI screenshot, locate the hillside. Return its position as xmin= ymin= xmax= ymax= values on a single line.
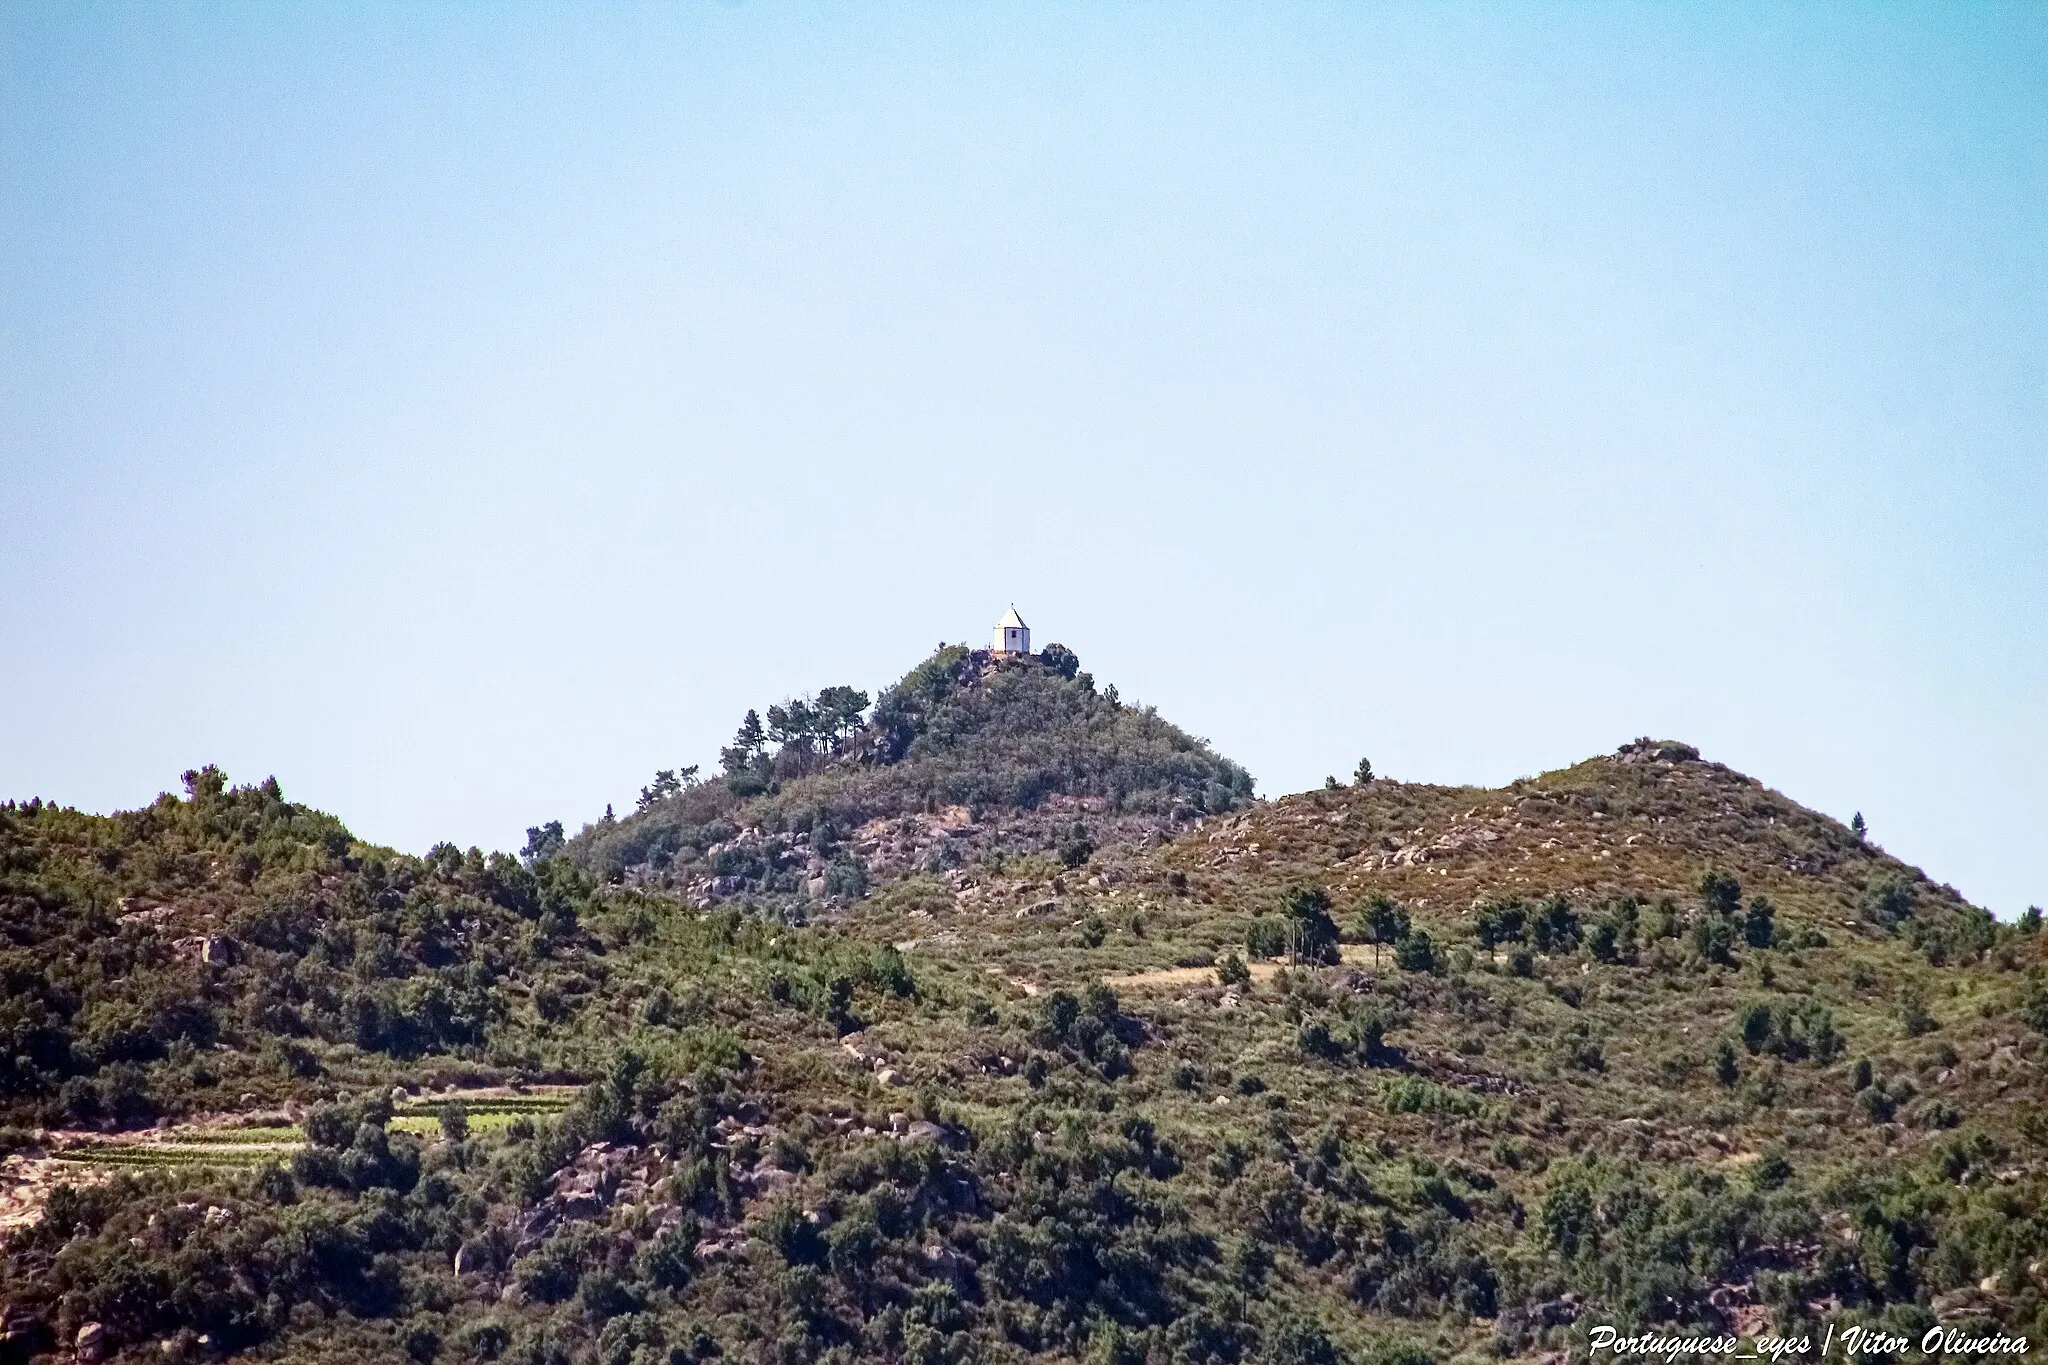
xmin=2 ymin=667 xmax=2045 ymax=1365
xmin=568 ymin=644 xmax=1254 ymax=899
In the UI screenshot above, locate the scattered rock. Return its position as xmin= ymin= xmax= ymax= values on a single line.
xmin=1495 ymin=1292 xmax=1581 ymax=1338
xmin=758 ymin=1166 xmax=800 ymax=1195
xmin=559 ymin=1193 xmax=604 ymax=1221
xmin=1614 ymin=738 xmax=1699 ymax=765
xmin=695 ymin=1235 xmax=747 ymax=1263
xmin=923 ymin=1242 xmax=976 ymax=1281
xmin=1933 ymin=1287 xmax=2008 ymax=1323
xmin=117 ymin=901 xmax=176 ymax=927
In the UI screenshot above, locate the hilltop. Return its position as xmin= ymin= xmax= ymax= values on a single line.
xmin=1 ymin=656 xmax=2044 ymax=1365
xmin=1169 ymin=737 xmax=1996 ymax=967
xmin=569 ymin=644 xmax=1253 ymax=900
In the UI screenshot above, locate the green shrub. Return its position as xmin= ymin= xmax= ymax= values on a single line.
xmin=1691 ymin=915 xmax=1736 ymax=966
xmin=1699 ymin=870 xmax=1742 ymax=916
xmin=1266 ymin=1317 xmax=1343 ymax=1365
xmin=1737 ymin=1001 xmax=1775 ymax=1054
xmin=437 ymin=1101 xmax=469 ymax=1142
xmin=1246 ymin=918 xmax=1289 ymax=961
xmin=1587 ymin=918 xmax=1621 ymax=964
xmin=1382 ymin=1078 xmax=1479 ymax=1117
xmin=1744 ymin=897 xmax=1777 ymax=949
xmin=862 ymin=946 xmax=918 ymax=999
xmin=1393 ymin=931 xmax=1436 ymax=974
xmin=1896 ymin=981 xmax=1936 ymax=1037
xmin=1750 ymin=1150 xmax=1792 ymax=1191
xmin=1531 ymin=896 xmax=1580 ymax=953
xmin=1868 ymin=877 xmax=1916 ymax=927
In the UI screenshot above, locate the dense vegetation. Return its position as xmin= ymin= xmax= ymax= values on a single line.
xmin=3 ymin=663 xmax=2045 ymax=1365
xmin=568 ymin=645 xmax=1254 ymax=897
xmin=0 ymin=765 xmax=619 ymax=1129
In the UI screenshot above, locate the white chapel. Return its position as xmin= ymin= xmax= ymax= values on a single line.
xmin=992 ymin=607 xmax=1030 ymax=657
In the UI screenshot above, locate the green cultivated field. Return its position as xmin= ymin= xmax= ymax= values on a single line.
xmin=50 ymin=1094 xmax=576 ymax=1168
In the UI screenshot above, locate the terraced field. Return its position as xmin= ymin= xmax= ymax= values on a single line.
xmin=53 ymin=1143 xmax=279 ymax=1171
xmin=0 ymin=1087 xmax=584 ymax=1230
xmin=388 ymin=1089 xmax=579 ymax=1138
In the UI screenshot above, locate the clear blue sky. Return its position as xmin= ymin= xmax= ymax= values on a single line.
xmin=3 ymin=4 xmax=2042 ymax=915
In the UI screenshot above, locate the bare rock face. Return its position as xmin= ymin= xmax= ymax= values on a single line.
xmin=559 ymin=1193 xmax=605 ymax=1221
xmin=743 ymin=1166 xmax=798 ymax=1198
xmin=923 ymin=1242 xmax=976 ymax=1282
xmin=75 ymin=1322 xmax=107 ymax=1363
xmin=695 ymin=1234 xmax=747 ymax=1263
xmin=1494 ymin=1291 xmax=1582 ymax=1343
xmin=1614 ymin=737 xmax=1700 ymax=765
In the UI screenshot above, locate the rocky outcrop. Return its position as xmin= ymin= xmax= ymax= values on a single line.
xmin=1613 ymin=738 xmax=1700 ymax=765
xmin=512 ymin=1142 xmax=666 ymax=1254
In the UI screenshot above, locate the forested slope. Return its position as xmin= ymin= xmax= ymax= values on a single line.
xmin=2 ymin=667 xmax=2044 ymax=1365
xmin=567 ymin=644 xmax=1253 ymax=898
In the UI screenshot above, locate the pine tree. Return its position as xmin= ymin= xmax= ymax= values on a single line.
xmin=1744 ymin=896 xmax=1777 ymax=950
xmin=1282 ymin=886 xmax=1339 ymax=965
xmin=721 ymin=709 xmax=768 ymax=777
xmin=1358 ymin=896 xmax=1408 ymax=970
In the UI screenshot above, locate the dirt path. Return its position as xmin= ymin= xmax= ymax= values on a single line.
xmin=1104 ymin=964 xmax=1274 ymax=988
xmin=1106 ymin=945 xmax=1384 ymax=990
xmin=982 ymin=965 xmax=1040 ymax=996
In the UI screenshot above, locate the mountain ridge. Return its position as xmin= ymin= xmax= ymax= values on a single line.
xmin=1 ymin=649 xmax=2043 ymax=1365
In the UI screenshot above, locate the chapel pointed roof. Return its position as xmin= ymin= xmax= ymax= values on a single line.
xmin=998 ymin=606 xmax=1028 ymax=630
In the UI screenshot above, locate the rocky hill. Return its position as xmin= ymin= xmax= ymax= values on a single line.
xmin=569 ymin=644 xmax=1254 ymax=903
xmin=1 ymin=663 xmax=2044 ymax=1365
